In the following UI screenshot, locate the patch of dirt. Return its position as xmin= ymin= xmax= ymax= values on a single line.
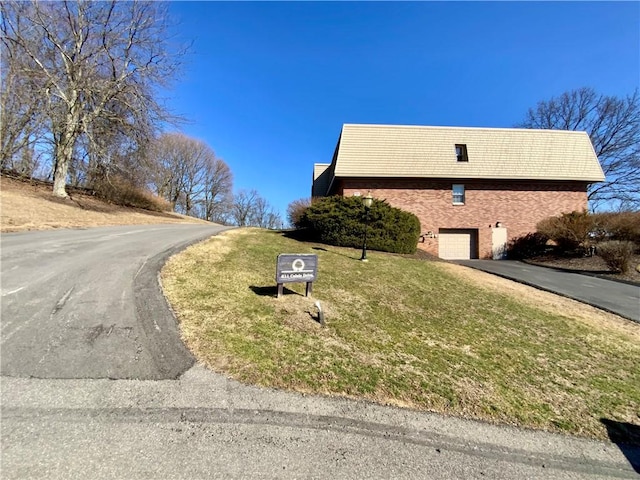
xmin=1 ymin=174 xmax=212 ymax=232
xmin=525 ymin=252 xmax=640 ymax=285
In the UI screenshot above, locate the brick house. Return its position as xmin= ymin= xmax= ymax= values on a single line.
xmin=312 ymin=124 xmax=605 ymax=259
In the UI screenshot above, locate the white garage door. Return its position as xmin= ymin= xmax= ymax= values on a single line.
xmin=438 ymin=229 xmax=477 ymax=260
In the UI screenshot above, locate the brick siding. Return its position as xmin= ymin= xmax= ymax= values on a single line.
xmin=336 ymin=178 xmax=589 ymax=258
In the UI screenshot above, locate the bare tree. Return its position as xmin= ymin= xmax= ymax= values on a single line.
xmin=147 ymin=132 xmax=232 ymax=218
xmin=0 ymin=13 xmax=45 ymax=169
xmin=250 ymin=197 xmax=282 ymax=229
xmin=286 ymin=197 xmax=311 ymax=228
xmin=179 ymin=143 xmax=208 ymax=216
xmin=250 ymin=195 xmax=271 ymax=228
xmin=1 ymin=0 xmax=183 ymax=197
xmin=148 ymin=133 xmax=188 ymax=207
xmin=230 ymin=189 xmax=282 ymax=228
xmin=231 ymin=189 xmax=260 ymax=227
xmin=147 ymin=132 xmax=201 ymax=214
xmin=518 ymin=87 xmax=640 ymax=210
xmin=264 ymin=211 xmax=284 ymax=230
xmin=201 ymin=158 xmax=233 ymax=223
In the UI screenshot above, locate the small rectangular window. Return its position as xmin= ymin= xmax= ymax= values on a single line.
xmin=453 ymin=184 xmax=465 ymax=204
xmin=455 ymin=144 xmax=468 ymax=162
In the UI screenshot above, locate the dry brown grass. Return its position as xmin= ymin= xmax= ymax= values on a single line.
xmin=437 ymin=262 xmax=640 ymax=340
xmin=1 ymin=175 xmax=211 ymax=232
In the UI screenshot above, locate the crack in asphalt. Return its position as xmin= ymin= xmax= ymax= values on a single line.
xmin=2 ymin=406 xmax=637 ymax=478
xmin=50 ymin=286 xmax=75 ymax=317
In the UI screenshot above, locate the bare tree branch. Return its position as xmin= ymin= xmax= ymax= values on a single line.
xmin=517 ymin=87 xmax=640 ymax=210
xmin=231 ymin=189 xmax=282 ymax=228
xmin=146 ymin=132 xmax=233 ymax=219
xmin=0 ymin=0 xmax=185 ymax=196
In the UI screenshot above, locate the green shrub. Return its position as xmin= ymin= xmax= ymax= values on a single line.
xmin=598 ymin=241 xmax=635 ymax=274
xmin=536 ymin=210 xmax=593 ymax=252
xmin=297 ymin=195 xmax=421 ymax=254
xmin=507 ymin=232 xmax=550 ymax=259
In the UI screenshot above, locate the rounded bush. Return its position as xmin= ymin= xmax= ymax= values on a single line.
xmin=598 ymin=241 xmax=635 ymax=274
xmin=297 ymin=196 xmax=420 ymax=254
xmin=536 ymin=210 xmax=593 ymax=252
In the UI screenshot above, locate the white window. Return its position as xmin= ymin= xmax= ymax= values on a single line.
xmin=452 ymin=184 xmax=465 ymax=204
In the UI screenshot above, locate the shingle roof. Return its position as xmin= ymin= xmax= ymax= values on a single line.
xmin=324 ymin=124 xmax=605 ymax=185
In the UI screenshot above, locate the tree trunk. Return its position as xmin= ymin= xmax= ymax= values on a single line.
xmin=185 ymin=194 xmax=192 ymax=216
xmin=52 ymin=145 xmax=71 ymax=198
xmin=52 ymin=119 xmax=77 ymax=198
xmin=205 ymin=201 xmax=213 ymax=222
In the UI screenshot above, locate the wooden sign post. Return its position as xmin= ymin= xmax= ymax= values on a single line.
xmin=275 ymin=254 xmax=318 ymax=298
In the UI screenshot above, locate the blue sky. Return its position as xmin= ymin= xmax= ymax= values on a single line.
xmin=166 ymin=1 xmax=639 ymax=221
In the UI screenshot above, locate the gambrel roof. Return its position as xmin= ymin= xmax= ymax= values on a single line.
xmin=314 ymin=123 xmax=605 ymax=195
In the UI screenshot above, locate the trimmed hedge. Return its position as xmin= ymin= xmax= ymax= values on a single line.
xmin=296 ymin=195 xmax=420 ymax=254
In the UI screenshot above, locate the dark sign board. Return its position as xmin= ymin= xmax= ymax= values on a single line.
xmin=276 ymin=254 xmax=318 ymax=284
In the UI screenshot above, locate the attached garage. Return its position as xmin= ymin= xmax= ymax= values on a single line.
xmin=438 ymin=229 xmax=479 ymax=260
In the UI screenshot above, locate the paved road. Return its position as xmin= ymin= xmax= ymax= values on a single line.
xmin=1 ymin=227 xmax=638 ymax=478
xmin=456 ymin=260 xmax=640 ymax=322
xmin=2 ymin=366 xmax=638 ymax=479
xmin=1 ymin=224 xmax=229 ymax=379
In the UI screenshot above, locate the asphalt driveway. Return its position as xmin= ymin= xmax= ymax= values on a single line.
xmin=456 ymin=260 xmax=639 ymax=322
xmin=1 ymin=224 xmax=229 ymax=379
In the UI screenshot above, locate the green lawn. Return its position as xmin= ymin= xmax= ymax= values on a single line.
xmin=162 ymin=228 xmax=640 ymax=440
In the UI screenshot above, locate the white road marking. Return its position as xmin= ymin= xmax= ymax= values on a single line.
xmin=2 ymin=286 xmax=75 ymax=344
xmin=134 ymin=258 xmax=149 ymax=279
xmin=99 ymin=228 xmax=164 ymax=241
xmin=2 ymin=287 xmax=24 ymax=297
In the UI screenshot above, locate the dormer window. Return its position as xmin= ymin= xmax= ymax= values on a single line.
xmin=455 ymin=144 xmax=468 ymax=162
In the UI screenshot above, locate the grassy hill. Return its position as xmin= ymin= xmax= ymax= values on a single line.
xmin=162 ymin=228 xmax=640 ymax=442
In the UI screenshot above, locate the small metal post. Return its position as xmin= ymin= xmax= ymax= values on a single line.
xmin=305 ymin=282 xmax=313 ymax=297
xmin=360 ymin=207 xmax=370 ymax=261
xmin=277 ymin=283 xmax=283 ymax=298
xmin=315 ymin=301 xmax=325 ymax=327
